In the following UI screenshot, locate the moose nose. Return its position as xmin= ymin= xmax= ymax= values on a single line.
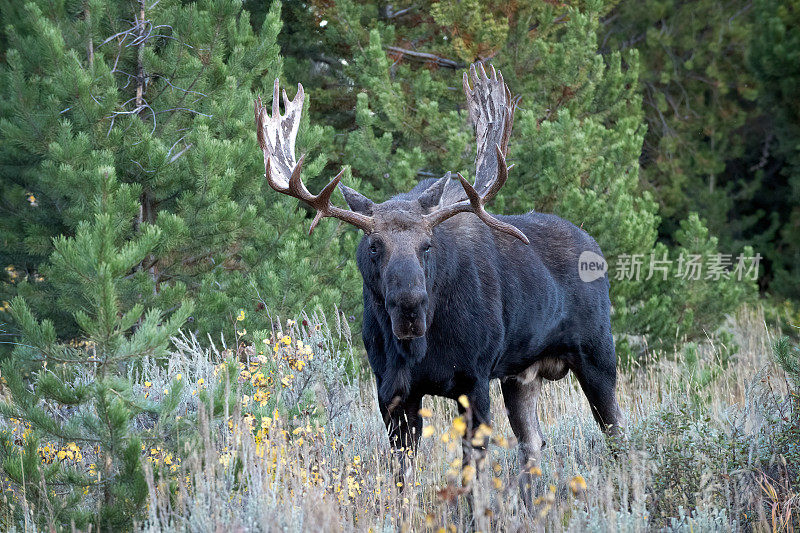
xmin=390 ymin=290 xmax=428 ymax=317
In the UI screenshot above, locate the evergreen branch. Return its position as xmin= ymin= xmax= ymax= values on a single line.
xmin=129 ymin=160 xmax=156 ymax=174
xmin=30 ymin=356 xmax=102 ymax=365
xmin=158 ymin=9 xmax=215 ymax=131
xmin=168 ymin=143 xmax=192 ymax=164
xmin=384 ymin=5 xmax=417 ymax=19
xmin=157 ymin=76 xmax=207 ymax=97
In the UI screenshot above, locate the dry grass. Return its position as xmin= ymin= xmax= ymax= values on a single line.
xmin=131 ymin=307 xmax=797 ymax=532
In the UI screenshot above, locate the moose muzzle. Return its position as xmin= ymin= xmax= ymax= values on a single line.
xmin=385 ymin=259 xmax=429 ymax=339
xmin=387 ymin=289 xmax=428 ymax=339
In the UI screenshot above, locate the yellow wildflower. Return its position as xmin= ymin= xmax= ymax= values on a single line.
xmin=457 ymin=395 xmax=470 ymax=409
xmin=452 ymin=416 xmax=467 ymax=437
xmin=462 ymin=465 xmax=476 ymax=484
xmin=493 ymin=435 xmax=509 ymax=448
xmin=569 ymin=475 xmax=587 ymax=494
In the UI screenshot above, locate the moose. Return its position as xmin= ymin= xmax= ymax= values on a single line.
xmin=255 ymin=64 xmax=624 ymax=496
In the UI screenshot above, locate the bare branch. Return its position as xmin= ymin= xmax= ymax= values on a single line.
xmin=385 ymin=46 xmax=466 ymax=69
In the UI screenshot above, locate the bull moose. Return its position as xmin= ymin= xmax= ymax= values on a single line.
xmin=255 ymin=64 xmax=624 ymax=496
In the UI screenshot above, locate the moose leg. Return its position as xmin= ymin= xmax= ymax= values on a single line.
xmin=457 ymin=382 xmax=491 ymax=525
xmin=459 ymin=381 xmax=491 ymax=469
xmin=572 ymin=344 xmax=625 ymax=437
xmin=379 ymin=395 xmax=423 ymax=490
xmin=500 ymin=369 xmax=544 ymax=509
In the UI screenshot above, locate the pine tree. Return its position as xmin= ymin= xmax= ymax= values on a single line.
xmin=0 ymin=170 xmax=192 ymax=530
xmin=749 ymin=0 xmax=800 ymax=300
xmin=603 ymin=0 xmax=758 ymax=235
xmin=602 ymin=0 xmax=800 ymax=307
xmin=0 ymin=0 xmax=363 ymax=350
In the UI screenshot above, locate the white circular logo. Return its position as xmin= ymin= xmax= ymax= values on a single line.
xmin=578 ymin=251 xmax=607 ymax=282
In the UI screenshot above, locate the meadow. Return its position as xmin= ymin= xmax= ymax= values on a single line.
xmin=4 ymin=306 xmax=796 ymax=532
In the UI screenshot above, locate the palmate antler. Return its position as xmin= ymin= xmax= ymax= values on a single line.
xmin=255 ymin=65 xmax=528 ymax=244
xmin=254 ymin=79 xmax=373 ymax=234
xmin=427 ymin=63 xmax=528 ymax=244
xmin=440 ymin=63 xmax=518 ymax=205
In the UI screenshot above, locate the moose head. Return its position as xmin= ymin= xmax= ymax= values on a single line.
xmin=255 ymin=65 xmax=528 ymax=341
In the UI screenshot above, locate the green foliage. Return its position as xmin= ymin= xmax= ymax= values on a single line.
xmin=0 ymin=0 xmax=363 ymax=351
xmin=604 ymin=0 xmax=798 ymax=306
xmin=0 ymin=171 xmax=191 ymax=530
xmin=774 ymin=336 xmax=800 ymax=386
xmin=613 ymin=214 xmax=756 ymax=359
xmin=631 ymin=402 xmax=743 ymax=527
xmin=749 ymin=0 xmax=800 ymax=300
xmin=772 ymin=336 xmax=800 ymax=484
xmin=604 ymin=0 xmax=758 ymax=231
xmin=628 ymin=335 xmax=800 ymax=529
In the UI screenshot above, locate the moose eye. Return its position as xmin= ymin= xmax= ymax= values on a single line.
xmin=422 ymin=243 xmax=432 ymax=254
xmin=369 ymin=241 xmax=381 ymax=256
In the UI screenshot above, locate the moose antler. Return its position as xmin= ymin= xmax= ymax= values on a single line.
xmin=429 ymin=64 xmax=528 ymax=245
xmin=255 ymin=79 xmax=374 ymax=234
xmin=425 ymin=149 xmax=529 ymax=244
xmin=440 ymin=63 xmax=518 ymax=206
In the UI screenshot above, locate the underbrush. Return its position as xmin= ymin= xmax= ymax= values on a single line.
xmin=1 ymin=307 xmax=798 ymax=531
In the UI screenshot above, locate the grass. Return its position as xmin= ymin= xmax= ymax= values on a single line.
xmin=138 ymin=307 xmax=796 ymax=532
xmin=1 ymin=306 xmax=798 ymax=531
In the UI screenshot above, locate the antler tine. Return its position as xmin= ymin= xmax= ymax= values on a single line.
xmin=424 ymin=170 xmax=529 ymax=245
xmin=255 ymin=78 xmax=374 ymax=234
xmin=272 ymin=77 xmax=280 ymax=119
xmin=286 ymin=154 xmax=312 ymax=200
xmin=308 ymin=167 xmax=345 ymax=233
xmin=484 ymin=144 xmax=508 ymax=203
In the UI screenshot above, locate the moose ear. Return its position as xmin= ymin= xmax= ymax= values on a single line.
xmin=417 ymin=174 xmax=450 ymax=212
xmin=339 ymin=184 xmax=375 ymax=215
